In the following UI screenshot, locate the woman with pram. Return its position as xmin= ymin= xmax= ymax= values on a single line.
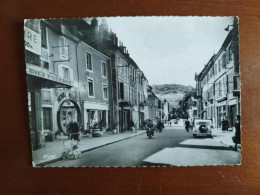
xmin=68 ymin=117 xmax=80 ymax=141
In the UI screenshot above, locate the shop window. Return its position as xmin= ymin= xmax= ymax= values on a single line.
xmin=88 ymin=79 xmax=94 ymax=97
xmin=43 ymin=107 xmax=52 ymax=130
xmin=103 ymin=84 xmax=108 ymax=99
xmin=101 ymin=62 xmax=107 ymax=77
xmin=86 ymin=53 xmax=92 ymax=71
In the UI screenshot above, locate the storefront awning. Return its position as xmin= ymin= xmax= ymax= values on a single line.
xmin=26 ymin=63 xmax=74 ymax=88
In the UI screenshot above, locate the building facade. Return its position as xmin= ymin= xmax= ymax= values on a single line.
xmin=195 ymin=18 xmax=240 ymax=129
xmin=25 ymin=19 xmax=80 ymax=149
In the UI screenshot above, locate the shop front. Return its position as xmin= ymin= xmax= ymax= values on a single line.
xmin=83 ymin=101 xmax=109 ymax=133
xmin=26 ymin=65 xmax=75 ymax=149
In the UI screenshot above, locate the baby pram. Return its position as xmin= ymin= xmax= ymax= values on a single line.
xmin=62 ymin=133 xmax=81 ymax=159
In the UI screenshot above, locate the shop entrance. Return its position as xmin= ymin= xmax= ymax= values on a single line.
xmin=57 ymin=99 xmax=81 ymax=135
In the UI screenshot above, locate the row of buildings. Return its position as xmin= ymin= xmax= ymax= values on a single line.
xmin=194 ymin=17 xmax=240 ymax=129
xmin=25 ymin=18 xmax=168 ymax=149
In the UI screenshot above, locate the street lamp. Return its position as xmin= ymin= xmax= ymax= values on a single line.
xmin=224 ymin=25 xmax=233 ymax=32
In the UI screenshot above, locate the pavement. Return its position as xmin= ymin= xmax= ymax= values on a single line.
xmin=32 ymin=130 xmax=146 ymax=167
xmin=166 ymin=123 xmax=239 ymax=149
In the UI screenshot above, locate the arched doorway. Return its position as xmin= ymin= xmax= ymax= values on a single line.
xmin=57 ymin=99 xmax=81 ymax=135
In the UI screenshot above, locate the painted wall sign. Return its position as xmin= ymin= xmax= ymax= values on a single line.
xmin=24 ymin=27 xmax=41 ymax=55
xmin=26 ymin=64 xmax=74 ymax=86
xmin=57 ymin=91 xmax=77 ymax=103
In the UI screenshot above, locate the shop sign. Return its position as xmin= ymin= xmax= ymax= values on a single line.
xmin=24 ymin=27 xmax=41 ymax=55
xmin=57 ymin=91 xmax=77 ymax=103
xmin=26 ymin=64 xmax=74 ymax=86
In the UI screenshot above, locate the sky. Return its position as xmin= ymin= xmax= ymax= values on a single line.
xmin=103 ymin=16 xmax=234 ymax=87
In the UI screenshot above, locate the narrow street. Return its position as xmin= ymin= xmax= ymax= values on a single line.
xmin=47 ymin=126 xmax=240 ymax=167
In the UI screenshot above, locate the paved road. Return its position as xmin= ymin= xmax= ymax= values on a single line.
xmin=47 ymin=126 xmax=240 ymax=167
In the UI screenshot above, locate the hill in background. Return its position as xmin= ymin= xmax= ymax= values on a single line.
xmin=151 ymin=84 xmax=194 ymax=108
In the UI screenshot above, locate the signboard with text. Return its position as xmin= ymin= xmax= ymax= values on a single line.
xmin=24 ymin=26 xmax=41 ymax=55
xmin=26 ymin=64 xmax=74 ymax=86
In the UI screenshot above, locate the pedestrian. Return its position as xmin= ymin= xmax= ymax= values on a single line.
xmin=185 ymin=119 xmax=190 ymax=132
xmin=68 ymin=119 xmax=80 ymax=141
xmin=130 ymin=120 xmax=136 ymax=133
xmin=170 ymin=122 xmax=172 ymax=127
xmin=222 ymin=118 xmax=229 ymax=133
xmin=232 ymin=115 xmax=241 ymax=151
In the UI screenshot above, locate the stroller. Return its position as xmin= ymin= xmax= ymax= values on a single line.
xmin=62 ymin=133 xmax=81 ymax=159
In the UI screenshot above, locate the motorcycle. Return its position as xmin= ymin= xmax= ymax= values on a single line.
xmin=146 ymin=127 xmax=154 ymax=139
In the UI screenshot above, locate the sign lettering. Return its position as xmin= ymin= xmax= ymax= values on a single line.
xmin=24 ymin=27 xmax=41 ymax=55
xmin=26 ymin=64 xmax=74 ymax=86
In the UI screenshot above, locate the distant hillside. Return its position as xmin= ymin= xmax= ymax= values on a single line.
xmin=151 ymin=84 xmax=194 ymax=108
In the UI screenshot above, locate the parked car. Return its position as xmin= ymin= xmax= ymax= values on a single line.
xmin=192 ymin=119 xmax=213 ymax=138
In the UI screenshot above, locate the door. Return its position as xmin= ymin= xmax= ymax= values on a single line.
xmin=43 ymin=107 xmax=52 ymax=131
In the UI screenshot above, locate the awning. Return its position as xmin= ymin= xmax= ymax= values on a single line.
xmin=26 ymin=63 xmax=74 ymax=88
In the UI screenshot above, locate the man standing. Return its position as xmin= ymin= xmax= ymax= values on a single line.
xmin=232 ymin=115 xmax=241 ymax=151
xmin=185 ymin=119 xmax=190 ymax=132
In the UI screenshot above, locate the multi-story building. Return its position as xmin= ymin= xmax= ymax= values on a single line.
xmin=195 ymin=17 xmax=240 ymax=129
xmin=25 ymin=19 xmax=79 ymax=149
xmin=147 ymin=86 xmax=160 ymax=120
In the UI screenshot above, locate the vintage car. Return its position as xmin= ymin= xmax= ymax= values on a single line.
xmin=192 ymin=119 xmax=213 ymax=138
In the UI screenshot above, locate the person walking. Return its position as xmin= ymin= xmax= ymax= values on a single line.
xmin=185 ymin=119 xmax=190 ymax=132
xmin=68 ymin=119 xmax=79 ymax=141
xmin=232 ymin=115 xmax=241 ymax=151
xmin=222 ymin=118 xmax=229 ymax=133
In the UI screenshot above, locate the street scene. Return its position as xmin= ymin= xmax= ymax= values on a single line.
xmin=24 ymin=16 xmax=240 ymax=167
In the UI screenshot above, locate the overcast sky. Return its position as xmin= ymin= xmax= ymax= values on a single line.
xmin=104 ymin=16 xmax=233 ymax=87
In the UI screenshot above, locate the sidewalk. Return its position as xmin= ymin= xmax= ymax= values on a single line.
xmin=212 ymin=128 xmax=235 ymax=148
xmin=32 ymin=130 xmax=146 ymax=167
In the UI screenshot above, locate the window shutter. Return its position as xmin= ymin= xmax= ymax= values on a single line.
xmin=58 ymin=64 xmax=63 ymax=77
xmin=226 ymin=49 xmax=229 ymax=63
xmin=69 ymin=68 xmax=73 ymax=81
xmin=60 ymin=37 xmax=68 ymax=59
xmin=65 ymin=38 xmax=68 ymax=58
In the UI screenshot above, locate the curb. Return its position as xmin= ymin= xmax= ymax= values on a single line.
xmin=212 ymin=136 xmax=234 ymax=148
xmin=34 ymin=131 xmax=146 ymax=167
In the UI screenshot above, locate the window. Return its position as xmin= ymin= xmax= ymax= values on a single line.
xmin=88 ymin=79 xmax=94 ymax=97
xmin=103 ymin=84 xmax=108 ymax=99
xmin=219 ymin=80 xmax=221 ymax=97
xmin=218 ymin=59 xmax=221 ymax=72
xmin=41 ymin=26 xmax=47 ymax=49
xmin=41 ymin=60 xmax=49 ymax=70
xmin=41 ymin=89 xmax=52 ymax=105
xmin=101 ymin=62 xmax=107 ymax=77
xmin=138 ymin=91 xmax=140 ymax=103
xmin=43 ymin=107 xmax=52 ymax=130
xmin=119 ymin=82 xmax=124 ymax=99
xmin=62 ymin=67 xmax=69 ymax=80
xmin=86 ymin=53 xmax=92 ymax=71
xmin=215 ymin=63 xmax=217 ymax=75
xmin=228 ymin=45 xmax=233 ymax=61
xmin=60 ymin=37 xmax=68 ymax=59
xmin=222 ymin=53 xmax=226 ymax=68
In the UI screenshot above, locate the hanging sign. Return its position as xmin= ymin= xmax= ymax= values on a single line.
xmin=24 ymin=27 xmax=41 ymax=55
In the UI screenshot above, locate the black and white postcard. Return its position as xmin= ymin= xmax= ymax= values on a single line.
xmin=24 ymin=16 xmax=241 ymax=167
